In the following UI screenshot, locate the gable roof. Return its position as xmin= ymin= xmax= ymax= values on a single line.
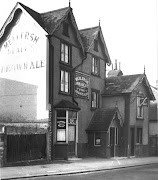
xmin=86 ymin=108 xmax=122 ymax=132
xmin=40 ymin=7 xmax=70 ymax=34
xmin=19 ymin=3 xmax=85 ymax=56
xmin=102 ymin=74 xmax=155 ymax=100
xmin=80 ymin=26 xmax=111 ymax=65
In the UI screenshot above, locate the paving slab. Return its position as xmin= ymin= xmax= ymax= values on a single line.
xmin=1 ymin=157 xmax=158 ymax=179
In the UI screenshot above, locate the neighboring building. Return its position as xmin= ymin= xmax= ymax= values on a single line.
xmin=0 ymin=2 xmax=111 ymax=165
xmin=98 ymin=70 xmax=155 ymax=157
xmin=149 ymin=85 xmax=158 ymax=156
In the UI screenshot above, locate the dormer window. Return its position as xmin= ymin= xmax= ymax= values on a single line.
xmin=94 ymin=39 xmax=98 ymax=52
xmin=63 ymin=22 xmax=69 ymax=37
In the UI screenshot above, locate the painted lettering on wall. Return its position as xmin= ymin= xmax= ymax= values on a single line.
xmin=0 ymin=60 xmax=45 ymax=73
xmin=75 ymin=71 xmax=90 ymax=99
xmin=2 ymin=32 xmax=39 ymax=54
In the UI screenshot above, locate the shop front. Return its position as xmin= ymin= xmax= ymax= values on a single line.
xmin=53 ymin=100 xmax=80 ymax=159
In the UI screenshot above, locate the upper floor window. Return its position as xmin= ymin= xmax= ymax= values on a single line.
xmin=63 ymin=22 xmax=69 ymax=36
xmin=94 ymin=39 xmax=99 ymax=52
xmin=61 ymin=43 xmax=70 ymax=64
xmin=136 ymin=127 xmax=142 ymax=144
xmin=91 ymin=89 xmax=99 ymax=109
xmin=60 ymin=69 xmax=70 ymax=94
xmin=137 ymin=96 xmax=144 ymax=119
xmin=92 ymin=56 xmax=100 ymax=76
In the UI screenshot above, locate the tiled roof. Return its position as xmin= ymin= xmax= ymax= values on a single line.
xmin=80 ymin=26 xmax=99 ymax=51
xmin=20 ymin=3 xmax=70 ymax=34
xmin=53 ymin=99 xmax=80 ymax=110
xmin=103 ymin=74 xmax=144 ymax=95
xmin=41 ymin=7 xmax=70 ymax=34
xmin=80 ymin=26 xmax=111 ymax=64
xmin=86 ymin=108 xmax=118 ymax=132
xmin=103 ymin=74 xmax=155 ymax=100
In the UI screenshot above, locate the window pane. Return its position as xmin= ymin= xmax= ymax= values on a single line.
xmin=65 ymin=45 xmax=69 ymax=63
xmin=57 ymin=129 xmax=66 ymax=141
xmin=68 ymin=126 xmax=75 ymax=141
xmin=92 ymin=92 xmax=97 ymax=108
xmin=57 ymin=110 xmax=66 ymax=118
xmin=95 ymin=132 xmax=101 ymax=145
xmin=92 ymin=58 xmax=95 ymax=73
xmin=60 ymin=70 xmax=64 ymax=91
xmin=61 ymin=44 xmax=64 ymax=62
xmin=65 ymin=71 xmax=69 ymax=92
xmin=137 ymin=128 xmax=142 ymax=144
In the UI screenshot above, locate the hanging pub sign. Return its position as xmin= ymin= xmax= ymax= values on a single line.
xmin=75 ymin=71 xmax=90 ymax=99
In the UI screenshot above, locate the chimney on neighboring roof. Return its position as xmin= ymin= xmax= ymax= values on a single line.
xmin=119 ymin=62 xmax=121 ymax=70
xmin=115 ymin=59 xmax=117 ymax=70
xmin=107 ymin=60 xmax=123 ymax=77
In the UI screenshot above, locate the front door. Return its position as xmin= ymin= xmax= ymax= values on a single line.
xmin=68 ymin=125 xmax=76 ymax=157
xmin=110 ymin=127 xmax=115 ymax=157
xmin=130 ymin=128 xmax=135 ymax=156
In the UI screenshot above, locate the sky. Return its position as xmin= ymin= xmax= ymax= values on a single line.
xmin=0 ymin=0 xmax=158 ymax=86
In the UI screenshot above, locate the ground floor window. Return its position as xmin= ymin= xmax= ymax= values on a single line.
xmin=56 ymin=110 xmax=66 ymax=142
xmin=94 ymin=132 xmax=101 ymax=146
xmin=136 ymin=127 xmax=142 ymax=144
xmin=56 ymin=110 xmax=77 ymax=143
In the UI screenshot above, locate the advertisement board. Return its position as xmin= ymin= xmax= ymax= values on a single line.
xmin=74 ymin=71 xmax=90 ymax=99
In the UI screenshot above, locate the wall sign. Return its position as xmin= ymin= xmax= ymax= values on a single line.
xmin=75 ymin=71 xmax=90 ymax=99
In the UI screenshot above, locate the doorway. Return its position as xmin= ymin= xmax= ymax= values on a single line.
xmin=68 ymin=125 xmax=76 ymax=157
xmin=110 ymin=127 xmax=115 ymax=157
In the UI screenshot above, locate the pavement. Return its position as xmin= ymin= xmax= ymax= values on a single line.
xmin=1 ymin=156 xmax=158 ymax=179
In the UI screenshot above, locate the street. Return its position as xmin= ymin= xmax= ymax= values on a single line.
xmin=12 ymin=163 xmax=158 ymax=180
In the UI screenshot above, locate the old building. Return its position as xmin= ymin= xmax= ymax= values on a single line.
xmin=0 ymin=2 xmax=111 ymax=165
xmin=99 ymin=68 xmax=155 ymax=157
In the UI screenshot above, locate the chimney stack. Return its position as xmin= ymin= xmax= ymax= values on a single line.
xmin=115 ymin=59 xmax=117 ymax=70
xmin=119 ymin=62 xmax=121 ymax=70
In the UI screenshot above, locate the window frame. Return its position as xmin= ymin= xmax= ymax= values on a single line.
xmin=56 ymin=110 xmax=66 ymax=143
xmin=94 ymin=132 xmax=101 ymax=146
xmin=137 ymin=96 xmax=144 ymax=119
xmin=60 ymin=42 xmax=71 ymax=65
xmin=136 ymin=127 xmax=143 ymax=144
xmin=91 ymin=56 xmax=100 ymax=76
xmin=91 ymin=89 xmax=100 ymax=110
xmin=60 ymin=69 xmax=70 ymax=94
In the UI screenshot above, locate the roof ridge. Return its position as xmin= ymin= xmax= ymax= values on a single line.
xmin=40 ymin=6 xmax=70 ymax=15
xmin=19 ymin=2 xmax=40 ymax=14
xmin=106 ymin=74 xmax=143 ymax=79
xmin=79 ymin=26 xmax=99 ymax=32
